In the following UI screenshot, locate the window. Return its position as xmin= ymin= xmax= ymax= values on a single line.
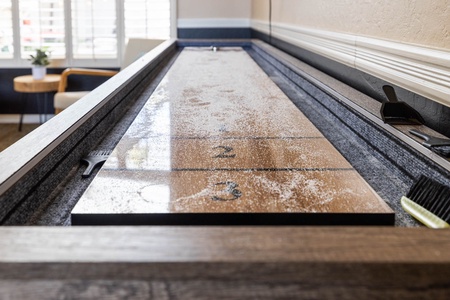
xmin=124 ymin=0 xmax=171 ymax=40
xmin=19 ymin=0 xmax=65 ymax=59
xmin=71 ymin=0 xmax=117 ymax=59
xmin=0 ymin=1 xmax=13 ymax=58
xmin=0 ymin=0 xmax=173 ymax=67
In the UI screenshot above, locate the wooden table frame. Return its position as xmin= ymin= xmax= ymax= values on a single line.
xmin=1 ymin=40 xmax=450 ymax=298
xmin=13 ymin=74 xmax=61 ymax=131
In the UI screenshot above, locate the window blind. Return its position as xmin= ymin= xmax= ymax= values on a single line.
xmin=19 ymin=0 xmax=65 ymax=59
xmin=0 ymin=1 xmax=14 ymax=58
xmin=1 ymin=0 xmax=171 ymax=65
xmin=71 ymin=0 xmax=117 ymax=59
xmin=124 ymin=0 xmax=171 ymax=41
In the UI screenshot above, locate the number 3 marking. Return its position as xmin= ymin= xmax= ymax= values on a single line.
xmin=211 ymin=181 xmax=242 ymax=201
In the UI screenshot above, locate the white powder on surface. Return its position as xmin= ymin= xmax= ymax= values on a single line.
xmin=74 ymin=47 xmax=391 ymax=218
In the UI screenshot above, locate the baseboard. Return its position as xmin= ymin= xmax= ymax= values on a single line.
xmin=251 ymin=20 xmax=450 ymax=108
xmin=0 ymin=114 xmax=52 ymax=124
xmin=177 ymin=28 xmax=251 ymax=39
xmin=177 ymin=18 xmax=252 ymax=39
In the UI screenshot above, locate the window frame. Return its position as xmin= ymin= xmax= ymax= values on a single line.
xmin=0 ymin=1 xmax=15 ymax=59
xmin=0 ymin=0 xmax=176 ymax=68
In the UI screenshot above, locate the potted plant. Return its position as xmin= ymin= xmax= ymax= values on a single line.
xmin=29 ymin=49 xmax=50 ymax=80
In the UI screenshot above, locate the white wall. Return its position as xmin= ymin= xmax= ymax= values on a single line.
xmin=177 ymin=0 xmax=251 ymax=28
xmin=252 ymin=0 xmax=450 ymax=50
xmin=251 ymin=0 xmax=450 ymax=108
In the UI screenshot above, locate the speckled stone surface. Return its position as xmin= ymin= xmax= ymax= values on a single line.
xmin=72 ymin=47 xmax=393 ymax=226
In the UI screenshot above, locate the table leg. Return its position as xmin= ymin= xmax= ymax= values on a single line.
xmin=43 ymin=93 xmax=49 ymax=123
xmin=37 ymin=93 xmax=44 ymax=124
xmin=37 ymin=93 xmax=49 ymax=124
xmin=18 ymin=93 xmax=28 ymax=132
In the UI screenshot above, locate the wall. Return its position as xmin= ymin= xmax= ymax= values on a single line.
xmin=251 ymin=0 xmax=269 ymax=23
xmin=252 ymin=0 xmax=450 ymax=50
xmin=178 ymin=0 xmax=251 ymax=20
xmin=251 ymin=0 xmax=450 ymax=135
xmin=177 ymin=0 xmax=252 ymax=38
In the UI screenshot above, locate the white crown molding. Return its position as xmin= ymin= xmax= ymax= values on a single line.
xmin=355 ymin=37 xmax=450 ymax=107
xmin=250 ymin=19 xmax=269 ymax=35
xmin=251 ymin=20 xmax=450 ymax=108
xmin=272 ymin=22 xmax=357 ymax=68
xmin=177 ymin=18 xmax=251 ymax=29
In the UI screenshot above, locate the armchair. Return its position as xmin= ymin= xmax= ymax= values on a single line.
xmin=54 ymin=38 xmax=165 ymax=114
xmin=54 ymin=68 xmax=118 ymax=114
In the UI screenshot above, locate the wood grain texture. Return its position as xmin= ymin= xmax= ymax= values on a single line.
xmin=72 ymin=47 xmax=392 ymax=225
xmin=0 ymin=226 xmax=449 ymax=264
xmin=57 ymin=68 xmax=118 ymax=93
xmin=3 ymin=226 xmax=450 ymax=264
xmin=1 ymin=278 xmax=449 ymax=299
xmin=13 ymin=75 xmax=61 ymax=93
xmin=0 ymin=124 xmax=39 ymax=152
xmin=1 ymin=227 xmax=450 ymax=298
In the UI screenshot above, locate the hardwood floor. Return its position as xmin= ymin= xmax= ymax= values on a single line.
xmin=0 ymin=124 xmax=40 ymax=152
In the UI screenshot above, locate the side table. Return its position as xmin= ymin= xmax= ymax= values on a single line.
xmin=13 ymin=74 xmax=61 ymax=131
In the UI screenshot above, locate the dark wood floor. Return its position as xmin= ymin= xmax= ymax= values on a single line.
xmin=0 ymin=124 xmax=40 ymax=152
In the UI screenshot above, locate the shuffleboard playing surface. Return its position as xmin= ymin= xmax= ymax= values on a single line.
xmin=71 ymin=47 xmax=394 ymax=225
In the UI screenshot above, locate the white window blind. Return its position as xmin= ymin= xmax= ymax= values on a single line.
xmin=19 ymin=0 xmax=65 ymax=59
xmin=0 ymin=1 xmax=14 ymax=59
xmin=71 ymin=0 xmax=117 ymax=59
xmin=1 ymin=0 xmax=172 ymax=66
xmin=124 ymin=0 xmax=171 ymax=40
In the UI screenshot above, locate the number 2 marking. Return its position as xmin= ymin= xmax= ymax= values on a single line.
xmin=211 ymin=181 xmax=242 ymax=201
xmin=212 ymin=146 xmax=236 ymax=158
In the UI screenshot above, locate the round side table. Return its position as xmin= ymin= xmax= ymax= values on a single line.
xmin=13 ymin=74 xmax=61 ymax=131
